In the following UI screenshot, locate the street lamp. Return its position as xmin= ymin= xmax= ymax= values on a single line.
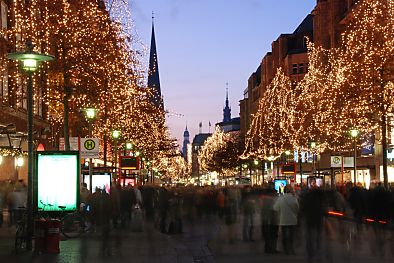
xmin=83 ymin=107 xmax=98 ymax=193
xmin=350 ymin=129 xmax=359 ymax=185
xmin=125 ymin=142 xmax=133 ymax=151
xmin=7 ymin=41 xmax=53 ymax=250
xmin=111 ymin=129 xmax=121 ymax=177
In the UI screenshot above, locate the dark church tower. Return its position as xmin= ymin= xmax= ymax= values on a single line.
xmin=182 ymin=124 xmax=190 ymax=161
xmin=223 ymin=88 xmax=231 ymax=122
xmin=148 ymin=17 xmax=164 ymax=110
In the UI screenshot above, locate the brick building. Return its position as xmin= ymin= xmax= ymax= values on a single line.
xmin=240 ymin=14 xmax=313 ymax=136
xmin=239 ymin=0 xmax=381 ymax=185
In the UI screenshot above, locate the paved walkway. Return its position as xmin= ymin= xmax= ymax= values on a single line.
xmin=0 ymin=216 xmax=393 ymax=262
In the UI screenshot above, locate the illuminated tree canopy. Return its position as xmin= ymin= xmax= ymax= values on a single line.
xmin=243 ymin=0 xmax=394 ymax=160
xmin=5 ymin=0 xmax=170 ymax=161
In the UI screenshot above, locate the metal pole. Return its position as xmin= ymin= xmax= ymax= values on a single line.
xmin=26 ymin=72 xmax=33 ymax=250
xmin=354 ymin=138 xmax=357 ymax=185
xmin=299 ymin=152 xmax=303 ymax=184
xmin=88 ymin=122 xmax=93 ymax=193
xmin=114 ymin=142 xmax=118 ymax=180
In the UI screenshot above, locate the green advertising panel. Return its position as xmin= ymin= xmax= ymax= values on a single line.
xmin=36 ymin=151 xmax=79 ymax=211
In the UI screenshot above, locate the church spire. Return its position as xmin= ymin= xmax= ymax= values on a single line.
xmin=223 ymin=83 xmax=231 ymax=122
xmin=148 ymin=13 xmax=163 ymax=110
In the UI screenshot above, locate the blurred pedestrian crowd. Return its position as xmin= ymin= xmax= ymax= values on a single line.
xmin=1 ymin=179 xmax=394 ymax=262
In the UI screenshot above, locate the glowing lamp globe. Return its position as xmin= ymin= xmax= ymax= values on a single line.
xmin=84 ymin=108 xmax=97 ymax=120
xmin=350 ymin=129 xmax=359 ymax=138
xmin=111 ymin=130 xmax=121 ymax=140
xmin=125 ymin=142 xmax=133 ymax=150
xmin=310 ymin=142 xmax=317 ymax=149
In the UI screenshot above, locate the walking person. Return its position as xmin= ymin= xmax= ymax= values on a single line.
xmin=261 ymin=184 xmax=279 ymax=253
xmin=242 ymin=186 xmax=256 ymax=242
xmin=158 ymin=186 xmax=169 ymax=233
xmin=300 ymin=180 xmax=327 ymax=263
xmin=273 ymin=185 xmax=299 ymax=254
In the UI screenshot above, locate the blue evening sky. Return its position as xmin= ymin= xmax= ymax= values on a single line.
xmin=130 ymin=0 xmax=316 ymax=146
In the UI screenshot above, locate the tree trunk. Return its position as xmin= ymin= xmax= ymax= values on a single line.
xmin=381 ymin=68 xmax=388 ymax=189
xmin=62 ymin=46 xmax=70 ymax=151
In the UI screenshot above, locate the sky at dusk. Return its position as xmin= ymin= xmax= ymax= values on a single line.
xmin=130 ymin=0 xmax=316 ymax=147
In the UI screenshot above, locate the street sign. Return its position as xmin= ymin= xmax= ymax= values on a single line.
xmin=331 ymin=156 xmax=342 ymax=168
xmin=331 ymin=156 xmax=354 ymax=168
xmin=59 ymin=137 xmax=79 ymax=151
xmin=80 ymin=138 xmax=99 ymax=158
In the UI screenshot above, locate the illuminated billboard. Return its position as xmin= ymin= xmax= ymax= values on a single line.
xmin=36 ymin=151 xmax=79 ymax=212
xmin=83 ymin=174 xmax=111 ymax=194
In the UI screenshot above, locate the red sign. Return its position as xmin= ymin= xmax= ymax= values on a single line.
xmin=281 ymin=162 xmax=296 ymax=175
xmin=119 ymin=156 xmax=140 ymax=170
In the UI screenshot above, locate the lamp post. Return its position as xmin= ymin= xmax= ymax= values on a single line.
xmin=83 ymin=108 xmax=97 ymax=193
xmin=111 ymin=129 xmax=121 ymax=179
xmin=350 ymin=129 xmax=359 ymax=185
xmin=7 ymin=41 xmax=53 ymax=250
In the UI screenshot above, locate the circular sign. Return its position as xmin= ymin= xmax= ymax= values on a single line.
xmin=84 ymin=139 xmax=96 ymax=151
xmin=333 ymin=156 xmax=341 ymax=164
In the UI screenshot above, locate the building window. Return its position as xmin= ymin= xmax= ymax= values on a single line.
xmin=299 ymin=63 xmax=304 ymax=74
xmin=1 ymin=1 xmax=7 ymax=30
xmin=292 ymin=64 xmax=298 ymax=74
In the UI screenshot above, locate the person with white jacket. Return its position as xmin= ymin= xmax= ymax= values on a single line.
xmin=273 ymin=185 xmax=299 ymax=254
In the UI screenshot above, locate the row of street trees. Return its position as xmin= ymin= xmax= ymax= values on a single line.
xmin=243 ymin=0 xmax=394 ymax=187
xmin=198 ymin=0 xmax=394 ymax=186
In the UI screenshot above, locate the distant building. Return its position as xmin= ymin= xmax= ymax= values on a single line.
xmin=182 ymin=125 xmax=190 ymax=161
xmin=191 ymin=133 xmax=211 ymax=177
xmin=216 ymin=89 xmax=240 ymax=133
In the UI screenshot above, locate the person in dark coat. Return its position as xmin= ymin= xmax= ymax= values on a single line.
xmin=119 ymin=185 xmax=134 ymax=227
xmin=142 ymin=186 xmax=156 ymax=220
xmin=158 ymin=187 xmax=169 ymax=233
xmin=261 ymin=185 xmax=279 ymax=253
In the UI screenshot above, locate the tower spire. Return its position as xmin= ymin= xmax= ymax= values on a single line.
xmin=148 ymin=12 xmax=163 ymax=110
xmin=223 ymin=83 xmax=231 ymax=122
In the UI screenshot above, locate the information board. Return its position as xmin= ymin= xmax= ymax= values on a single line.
xmin=36 ymin=151 xmax=79 ymax=211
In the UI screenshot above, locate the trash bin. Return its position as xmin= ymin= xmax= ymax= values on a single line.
xmin=34 ymin=219 xmax=47 ymax=253
xmin=45 ymin=219 xmax=61 ymax=253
